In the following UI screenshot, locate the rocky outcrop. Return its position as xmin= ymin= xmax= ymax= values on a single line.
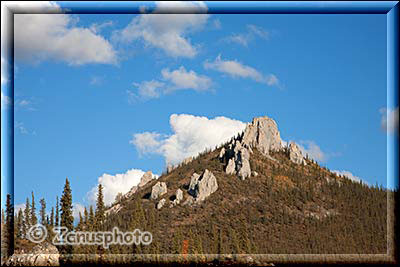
xmin=225 ymin=158 xmax=236 ymax=175
xmin=105 ymin=203 xmax=122 ymax=215
xmin=151 ymin=182 xmax=167 ymax=200
xmin=157 ymin=198 xmax=166 ymax=210
xmin=288 ymin=142 xmax=306 ymax=165
xmin=187 ymin=169 xmax=218 ymax=202
xmin=170 ymin=189 xmax=183 ymax=207
xmin=138 ymin=171 xmax=154 ymax=187
xmin=221 ymin=116 xmax=283 ymax=180
xmin=182 ymin=156 xmax=193 ymax=165
xmin=6 ymin=242 xmax=59 ymax=266
xmin=125 ymin=171 xmax=155 ymax=199
xmin=241 ymin=117 xmax=282 ymax=155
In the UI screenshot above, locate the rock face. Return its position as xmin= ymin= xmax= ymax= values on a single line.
xmin=157 ymin=198 xmax=166 ymax=209
xmin=138 ymin=171 xmax=154 ymax=187
xmin=222 ymin=116 xmax=283 ymax=179
xmin=6 ymin=242 xmax=59 ymax=266
xmin=241 ymin=117 xmax=282 ymax=155
xmin=225 ymin=158 xmax=236 ymax=175
xmin=125 ymin=171 xmax=155 ymax=199
xmin=182 ymin=156 xmax=193 ymax=165
xmin=151 ymin=182 xmax=167 ymax=200
xmin=105 ymin=203 xmax=122 ymax=215
xmin=288 ymin=142 xmax=306 ymax=165
xmin=188 ymin=169 xmax=218 ymax=202
xmin=170 ymin=189 xmax=184 ymax=207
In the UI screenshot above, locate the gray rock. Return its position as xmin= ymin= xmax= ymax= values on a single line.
xmin=237 ymin=158 xmax=251 ymax=180
xmin=138 ymin=171 xmax=153 ymax=187
xmin=105 ymin=203 xmax=122 ymax=215
xmin=225 ymin=158 xmax=236 ymax=175
xmin=188 ymin=173 xmax=200 ymax=195
xmin=175 ymin=189 xmax=183 ymax=203
xmin=171 ymin=189 xmax=184 ymax=207
xmin=252 ymin=171 xmax=259 ymax=177
xmin=6 ymin=242 xmax=59 ymax=266
xmin=167 ymin=164 xmax=176 ymax=173
xmin=288 ymin=142 xmax=306 ymax=165
xmin=219 ymin=147 xmax=226 ymax=161
xmin=182 ymin=156 xmax=193 ymax=165
xmin=150 ymin=181 xmax=167 ymax=200
xmin=156 ymin=198 xmax=166 ymax=209
xmin=241 ymin=116 xmax=282 ymax=155
xmin=188 ymin=169 xmax=218 ymax=202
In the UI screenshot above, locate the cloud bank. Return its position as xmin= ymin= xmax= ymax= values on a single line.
xmin=131 ymin=114 xmax=247 ymax=166
xmin=113 ymin=1 xmax=208 ymax=58
xmin=130 ymin=66 xmax=212 ymax=100
xmin=87 ymin=169 xmax=158 ymax=206
xmin=13 ymin=2 xmax=116 ymax=65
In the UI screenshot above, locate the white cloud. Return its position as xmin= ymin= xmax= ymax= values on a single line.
xmin=223 ymin=24 xmax=269 ymax=47
xmin=204 ymin=55 xmax=279 ymax=86
xmin=161 ymin=66 xmax=212 ymax=92
xmin=12 ymin=2 xmax=117 ymax=65
xmin=131 ymin=114 xmax=247 ymax=166
xmin=113 ymin=1 xmax=209 ymax=58
xmin=72 ymin=203 xmax=85 ymax=221
xmin=380 ymin=107 xmax=398 ymax=134
xmin=14 ymin=203 xmax=26 ymax=215
xmin=133 ymin=80 xmax=165 ymax=99
xmin=332 ymin=170 xmax=367 ymax=184
xmin=89 ymin=20 xmax=114 ymax=34
xmin=297 ymin=140 xmax=327 ymax=162
xmin=132 ymin=67 xmax=212 ymax=100
xmin=130 ymin=132 xmax=162 ymax=155
xmin=87 ymin=169 xmax=158 ymax=206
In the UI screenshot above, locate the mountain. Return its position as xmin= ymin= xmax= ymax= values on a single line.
xmin=100 ymin=115 xmax=387 ymax=259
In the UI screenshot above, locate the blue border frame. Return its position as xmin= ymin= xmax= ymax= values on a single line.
xmin=1 ymin=1 xmax=398 ymax=263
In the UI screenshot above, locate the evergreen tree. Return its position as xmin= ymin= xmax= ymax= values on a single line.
xmin=50 ymin=207 xmax=54 ymax=227
xmin=83 ymin=207 xmax=88 ymax=229
xmin=55 ymin=196 xmax=59 ymax=227
xmin=95 ymin=184 xmax=105 ymax=230
xmin=31 ymin=191 xmax=37 ymax=225
xmin=39 ymin=198 xmax=46 ymax=225
xmin=88 ymin=205 xmax=95 ymax=230
xmin=16 ymin=209 xmax=24 ymax=239
xmin=60 ymin=178 xmax=73 ymax=254
xmin=5 ymin=194 xmax=14 ymax=257
xmin=23 ymin=197 xmax=31 ymax=236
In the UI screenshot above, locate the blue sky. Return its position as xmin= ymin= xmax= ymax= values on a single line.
xmin=1 ymin=1 xmax=397 ymax=217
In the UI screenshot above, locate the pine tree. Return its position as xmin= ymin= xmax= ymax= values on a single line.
xmin=5 ymin=194 xmax=14 ymax=257
xmin=88 ymin=205 xmax=95 ymax=231
xmin=23 ymin=197 xmax=31 ymax=236
xmin=60 ymin=178 xmax=73 ymax=254
xmin=50 ymin=207 xmax=54 ymax=227
xmin=31 ymin=191 xmax=37 ymax=225
xmin=83 ymin=207 xmax=88 ymax=229
xmin=55 ymin=196 xmax=59 ymax=227
xmin=39 ymin=198 xmax=46 ymax=225
xmin=16 ymin=209 xmax=24 ymax=239
xmin=95 ymin=184 xmax=105 ymax=231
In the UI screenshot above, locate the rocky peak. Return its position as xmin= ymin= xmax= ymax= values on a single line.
xmin=288 ymin=142 xmax=306 ymax=165
xmin=221 ymin=116 xmax=283 ymax=180
xmin=241 ymin=116 xmax=282 ymax=155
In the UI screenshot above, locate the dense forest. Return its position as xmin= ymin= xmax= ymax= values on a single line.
xmin=1 ymin=141 xmax=395 ymax=265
